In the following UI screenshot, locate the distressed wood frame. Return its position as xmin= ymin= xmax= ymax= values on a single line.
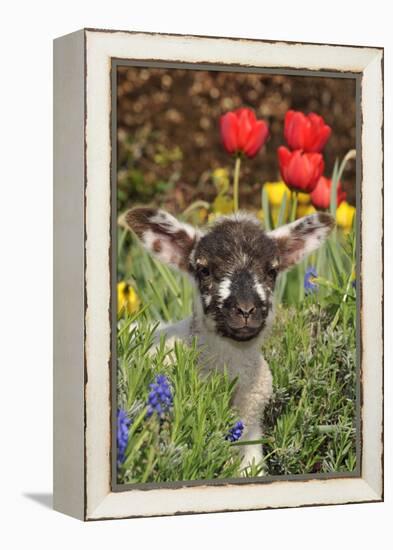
xmin=53 ymin=28 xmax=383 ymax=521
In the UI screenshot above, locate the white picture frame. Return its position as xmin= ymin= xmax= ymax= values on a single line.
xmin=53 ymin=28 xmax=383 ymax=521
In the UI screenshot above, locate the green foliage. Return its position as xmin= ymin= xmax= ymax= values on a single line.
xmin=117 ymin=314 xmax=243 ymax=483
xmin=117 ymin=229 xmax=357 ymax=482
xmin=262 ymin=295 xmax=356 ymax=475
xmin=260 ymin=226 xmax=357 ymax=475
xmin=117 ymin=132 xmax=181 ymax=212
xmin=117 ymin=149 xmax=357 ymax=482
xmin=117 ymin=167 xmax=173 ymax=212
xmin=153 ymin=145 xmax=183 ymax=167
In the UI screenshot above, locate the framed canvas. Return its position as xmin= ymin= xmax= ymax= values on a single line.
xmin=53 ymin=28 xmax=383 ymax=521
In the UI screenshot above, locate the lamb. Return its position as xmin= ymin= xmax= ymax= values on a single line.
xmin=125 ymin=207 xmax=334 ymax=469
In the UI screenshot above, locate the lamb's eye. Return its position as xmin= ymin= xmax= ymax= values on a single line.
xmin=267 ymin=263 xmax=279 ymax=279
xmin=198 ymin=265 xmax=210 ymax=277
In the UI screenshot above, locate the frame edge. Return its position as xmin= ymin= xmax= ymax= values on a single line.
xmin=53 ymin=29 xmax=86 ymax=521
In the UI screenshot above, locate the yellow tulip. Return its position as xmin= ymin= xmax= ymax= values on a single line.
xmin=256 ymin=209 xmax=265 ymax=223
xmin=117 ymin=282 xmax=140 ymax=315
xmin=212 ymin=168 xmax=230 ymax=194
xmin=264 ymin=181 xmax=291 ymax=207
xmin=297 ymin=204 xmax=316 ymax=218
xmin=198 ymin=207 xmax=209 ymax=223
xmin=297 ymin=192 xmax=311 ymax=205
xmin=212 ymin=195 xmax=234 ymax=215
xmin=336 ymin=201 xmax=356 ymax=232
xmin=208 ymin=212 xmax=221 ymax=223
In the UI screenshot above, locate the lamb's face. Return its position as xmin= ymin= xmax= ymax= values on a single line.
xmin=125 ymin=208 xmax=334 ymax=343
xmin=190 ymin=217 xmax=278 ymax=341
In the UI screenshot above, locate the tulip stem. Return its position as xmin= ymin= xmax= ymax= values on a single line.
xmin=233 ymin=155 xmax=242 ymax=212
xmin=290 ymin=191 xmax=298 ymax=221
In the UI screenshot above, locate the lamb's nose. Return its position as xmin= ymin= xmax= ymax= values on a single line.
xmin=236 ymin=303 xmax=256 ymax=319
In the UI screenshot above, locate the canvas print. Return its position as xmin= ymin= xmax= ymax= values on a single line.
xmin=114 ymin=66 xmax=357 ymax=485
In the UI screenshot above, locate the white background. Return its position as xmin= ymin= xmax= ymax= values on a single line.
xmin=0 ymin=1 xmax=391 ymax=548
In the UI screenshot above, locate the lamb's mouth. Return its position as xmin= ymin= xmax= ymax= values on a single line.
xmin=221 ymin=323 xmax=264 ymax=342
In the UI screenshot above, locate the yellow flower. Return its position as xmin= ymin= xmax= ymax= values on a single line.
xmin=212 ymin=195 xmax=234 ymax=215
xmin=117 ymin=282 xmax=140 ymax=315
xmin=296 ymin=204 xmax=316 ymax=218
xmin=198 ymin=207 xmax=209 ymax=223
xmin=297 ymin=192 xmax=311 ymax=205
xmin=208 ymin=212 xmax=221 ymax=223
xmin=256 ymin=209 xmax=265 ymax=222
xmin=212 ymin=168 xmax=230 ymax=194
xmin=336 ymin=201 xmax=356 ymax=232
xmin=264 ymin=181 xmax=291 ymax=207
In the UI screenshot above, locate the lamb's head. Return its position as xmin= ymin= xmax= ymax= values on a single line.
xmin=125 ymin=208 xmax=334 ymax=342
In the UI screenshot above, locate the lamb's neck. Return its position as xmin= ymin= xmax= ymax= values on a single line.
xmin=190 ymin=304 xmax=264 ymax=371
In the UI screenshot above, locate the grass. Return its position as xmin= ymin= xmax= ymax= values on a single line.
xmin=262 ymin=300 xmax=356 ymax=475
xmin=117 ymin=227 xmax=357 ymax=482
xmin=117 ymin=316 xmax=243 ymax=483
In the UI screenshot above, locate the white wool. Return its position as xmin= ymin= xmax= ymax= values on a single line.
xmin=218 ymin=277 xmax=232 ymax=303
xmin=142 ymin=229 xmax=180 ymax=266
xmin=253 ymin=275 xmax=266 ymax=302
xmin=150 ymin=210 xmax=201 ymax=241
xmin=213 ymin=210 xmax=261 ymax=226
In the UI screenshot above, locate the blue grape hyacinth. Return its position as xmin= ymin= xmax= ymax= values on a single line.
xmin=117 ymin=408 xmax=131 ymax=466
xmin=226 ymin=421 xmax=244 ymax=442
xmin=147 ymin=374 xmax=173 ymax=418
xmin=304 ymin=267 xmax=318 ymax=293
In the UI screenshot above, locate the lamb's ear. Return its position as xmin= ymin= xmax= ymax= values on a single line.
xmin=124 ymin=208 xmax=201 ymax=271
xmin=268 ymin=212 xmax=335 ymax=271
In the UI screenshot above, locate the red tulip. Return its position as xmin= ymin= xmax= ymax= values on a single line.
xmin=278 ymin=146 xmax=324 ymax=193
xmin=284 ymin=110 xmax=331 ymax=153
xmin=310 ymin=176 xmax=347 ymax=210
xmin=220 ymin=108 xmax=269 ymax=158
